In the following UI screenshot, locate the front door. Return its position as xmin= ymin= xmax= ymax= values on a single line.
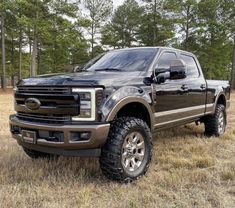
xmin=152 ymin=51 xmax=190 ymax=128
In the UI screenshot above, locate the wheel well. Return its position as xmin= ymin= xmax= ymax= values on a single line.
xmin=217 ymin=94 xmax=226 ymax=107
xmin=116 ymin=102 xmax=151 ymax=128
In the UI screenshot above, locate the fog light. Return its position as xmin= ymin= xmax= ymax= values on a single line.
xmin=80 ymin=132 xmax=90 ymax=140
xmin=70 ymin=132 xmax=91 ymax=142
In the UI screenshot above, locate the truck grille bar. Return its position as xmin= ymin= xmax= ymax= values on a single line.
xmin=17 ymin=113 xmax=71 ymax=123
xmin=17 ymin=86 xmax=70 ymax=94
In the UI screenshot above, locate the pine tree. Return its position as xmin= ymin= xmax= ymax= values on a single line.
xmin=101 ymin=0 xmax=143 ymax=48
xmin=1 ymin=13 xmax=6 ymax=89
xmin=83 ymin=0 xmax=113 ymax=57
xmin=197 ymin=0 xmax=233 ymax=79
xmin=138 ymin=0 xmax=174 ymax=46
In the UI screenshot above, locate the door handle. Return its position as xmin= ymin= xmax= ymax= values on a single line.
xmin=200 ymin=84 xmax=206 ymax=89
xmin=181 ymin=84 xmax=188 ymax=91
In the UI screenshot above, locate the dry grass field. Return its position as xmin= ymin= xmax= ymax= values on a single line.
xmin=0 ymin=90 xmax=235 ymax=208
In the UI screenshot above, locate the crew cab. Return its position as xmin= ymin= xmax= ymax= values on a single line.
xmin=10 ymin=47 xmax=230 ymax=182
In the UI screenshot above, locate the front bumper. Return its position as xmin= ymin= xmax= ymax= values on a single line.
xmin=9 ymin=115 xmax=110 ymax=157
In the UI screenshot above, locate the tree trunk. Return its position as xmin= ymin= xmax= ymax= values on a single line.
xmin=1 ymin=14 xmax=6 ymax=90
xmin=231 ymin=35 xmax=235 ymax=89
xmin=11 ymin=36 xmax=15 ymax=87
xmin=29 ymin=37 xmax=32 ymax=71
xmin=18 ymin=29 xmax=22 ymax=81
xmin=30 ymin=23 xmax=38 ymax=77
xmin=153 ymin=0 xmax=157 ymax=46
xmin=185 ymin=5 xmax=190 ymax=50
xmin=52 ymin=30 xmax=57 ymax=72
xmin=91 ymin=20 xmax=94 ymax=57
xmin=37 ymin=43 xmax=40 ymax=74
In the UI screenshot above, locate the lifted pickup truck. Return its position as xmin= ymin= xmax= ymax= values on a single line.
xmin=10 ymin=47 xmax=230 ymax=182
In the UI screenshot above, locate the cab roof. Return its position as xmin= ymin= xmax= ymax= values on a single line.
xmin=111 ymin=47 xmax=195 ymax=57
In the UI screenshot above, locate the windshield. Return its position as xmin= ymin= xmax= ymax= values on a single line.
xmin=82 ymin=48 xmax=158 ymax=72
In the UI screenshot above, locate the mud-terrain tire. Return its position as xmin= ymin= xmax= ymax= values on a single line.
xmin=100 ymin=117 xmax=152 ymax=182
xmin=23 ymin=147 xmax=53 ymax=159
xmin=204 ymin=104 xmax=226 ymax=137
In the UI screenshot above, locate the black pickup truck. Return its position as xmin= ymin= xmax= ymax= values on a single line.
xmin=10 ymin=47 xmax=230 ymax=182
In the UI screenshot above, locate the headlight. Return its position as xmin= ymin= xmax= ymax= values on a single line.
xmin=71 ymin=88 xmax=98 ymax=121
xmin=80 ymin=100 xmax=91 ymax=109
xmin=79 ymin=92 xmax=91 ymax=100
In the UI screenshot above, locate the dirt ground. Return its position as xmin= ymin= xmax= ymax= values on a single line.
xmin=0 ymin=90 xmax=234 ymax=208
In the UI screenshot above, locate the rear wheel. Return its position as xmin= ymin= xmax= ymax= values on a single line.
xmin=23 ymin=147 xmax=53 ymax=159
xmin=204 ymin=104 xmax=226 ymax=137
xmin=100 ymin=117 xmax=152 ymax=182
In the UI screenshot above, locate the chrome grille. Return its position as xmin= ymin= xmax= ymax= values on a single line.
xmin=14 ymin=86 xmax=79 ymax=123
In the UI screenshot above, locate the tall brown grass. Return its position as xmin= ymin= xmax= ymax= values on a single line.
xmin=0 ymin=91 xmax=234 ymax=208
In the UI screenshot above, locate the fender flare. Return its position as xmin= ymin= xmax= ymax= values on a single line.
xmin=106 ymin=96 xmax=154 ymax=130
xmin=101 ymin=86 xmax=154 ymax=130
xmin=213 ymin=92 xmax=226 ymax=113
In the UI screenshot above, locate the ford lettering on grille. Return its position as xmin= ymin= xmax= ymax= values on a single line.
xmin=25 ymin=98 xmax=41 ymax=110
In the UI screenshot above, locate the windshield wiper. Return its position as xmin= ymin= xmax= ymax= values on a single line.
xmin=94 ymin=68 xmax=123 ymax=72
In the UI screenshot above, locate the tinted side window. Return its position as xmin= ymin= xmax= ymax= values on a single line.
xmin=157 ymin=52 xmax=177 ymax=70
xmin=180 ymin=54 xmax=199 ymax=78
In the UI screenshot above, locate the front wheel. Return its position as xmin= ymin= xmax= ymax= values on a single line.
xmin=100 ymin=117 xmax=152 ymax=182
xmin=204 ymin=104 xmax=227 ymax=137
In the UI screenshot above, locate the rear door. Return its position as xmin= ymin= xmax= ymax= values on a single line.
xmin=179 ymin=53 xmax=207 ymax=115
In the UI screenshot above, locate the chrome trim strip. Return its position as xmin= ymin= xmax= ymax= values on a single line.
xmin=154 ymin=104 xmax=207 ymax=127
xmin=205 ymin=103 xmax=214 ymax=114
xmin=154 ymin=113 xmax=204 ymax=127
xmin=206 ymin=103 xmax=214 ymax=107
xmin=154 ymin=105 xmax=206 ymax=117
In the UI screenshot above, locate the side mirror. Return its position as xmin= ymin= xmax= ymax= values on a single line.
xmin=155 ymin=72 xmax=170 ymax=84
xmin=73 ymin=65 xmax=81 ymax=72
xmin=169 ymin=59 xmax=186 ymax=80
xmin=143 ymin=76 xmax=153 ymax=86
xmin=73 ymin=64 xmax=85 ymax=73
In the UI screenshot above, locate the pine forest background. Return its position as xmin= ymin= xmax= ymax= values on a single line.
xmin=0 ymin=0 xmax=235 ymax=88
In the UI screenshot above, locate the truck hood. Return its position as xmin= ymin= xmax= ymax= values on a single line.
xmin=18 ymin=71 xmax=142 ymax=87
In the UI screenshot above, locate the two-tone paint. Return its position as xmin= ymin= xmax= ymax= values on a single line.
xmin=10 ymin=47 xmax=230 ymax=156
